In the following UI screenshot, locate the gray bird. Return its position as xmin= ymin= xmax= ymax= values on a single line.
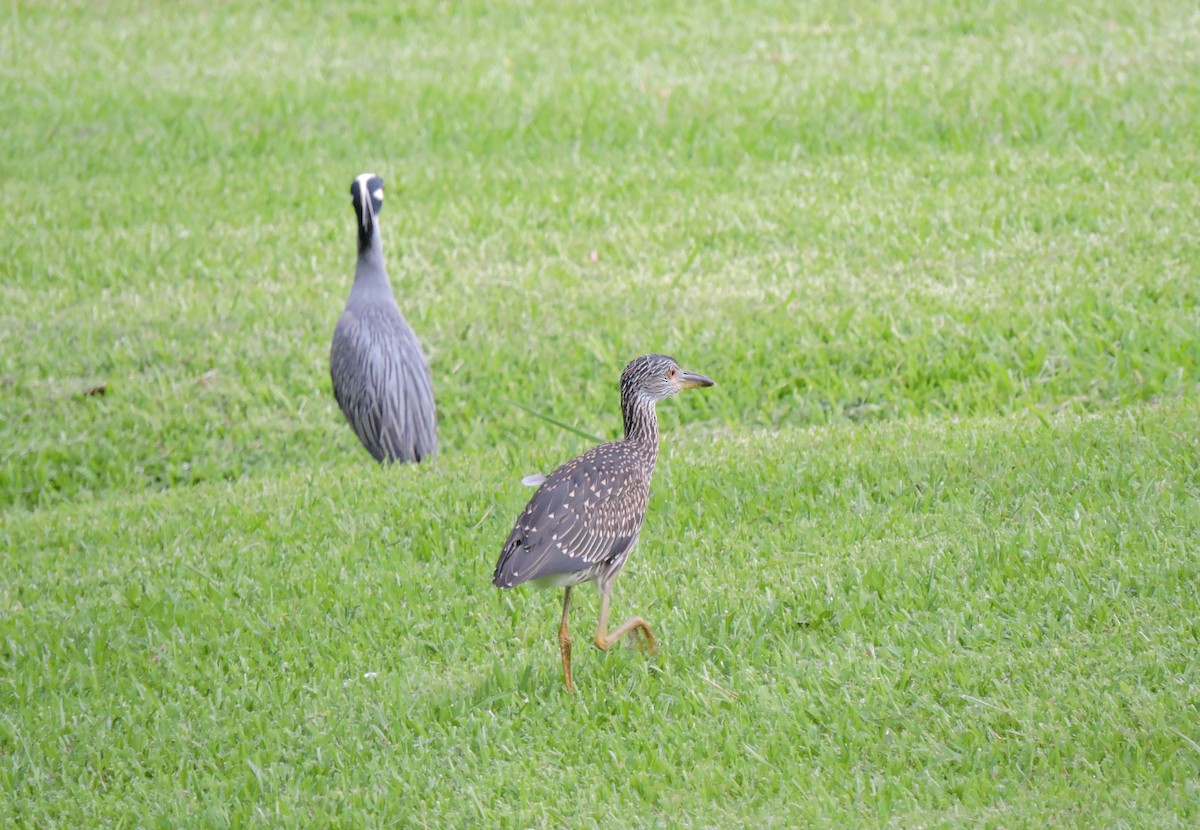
xmin=330 ymin=173 xmax=437 ymax=463
xmin=493 ymin=354 xmax=714 ymax=690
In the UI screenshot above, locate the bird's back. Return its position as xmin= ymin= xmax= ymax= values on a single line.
xmin=493 ymin=440 xmax=653 ymax=588
xmin=331 ymin=297 xmax=437 ymax=463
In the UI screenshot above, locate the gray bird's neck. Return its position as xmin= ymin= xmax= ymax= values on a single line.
xmin=352 ymin=233 xmax=395 ymax=303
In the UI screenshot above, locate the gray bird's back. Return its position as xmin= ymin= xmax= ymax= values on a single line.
xmin=331 ymin=296 xmax=437 ymax=463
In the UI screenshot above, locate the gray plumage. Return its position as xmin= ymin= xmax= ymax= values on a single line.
xmin=331 ymin=173 xmax=437 ymax=464
xmin=493 ymin=354 xmax=713 ymax=691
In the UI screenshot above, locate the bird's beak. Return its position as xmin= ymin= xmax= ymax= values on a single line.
xmin=676 ymin=369 xmax=714 ymax=390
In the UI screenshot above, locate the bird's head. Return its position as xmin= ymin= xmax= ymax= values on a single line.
xmin=620 ymin=354 xmax=714 ymax=404
xmin=350 ymin=173 xmax=384 ymax=250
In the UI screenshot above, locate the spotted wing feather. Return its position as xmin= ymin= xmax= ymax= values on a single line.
xmin=493 ymin=442 xmax=649 ymax=588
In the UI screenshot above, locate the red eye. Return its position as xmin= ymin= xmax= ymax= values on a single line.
xmin=668 ymin=367 xmax=677 ymax=379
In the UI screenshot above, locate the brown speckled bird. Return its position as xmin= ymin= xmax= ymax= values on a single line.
xmin=493 ymin=354 xmax=714 ymax=690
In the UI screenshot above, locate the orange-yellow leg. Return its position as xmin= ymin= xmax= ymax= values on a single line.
xmin=558 ymin=587 xmax=574 ymax=692
xmin=593 ymin=588 xmax=657 ymax=654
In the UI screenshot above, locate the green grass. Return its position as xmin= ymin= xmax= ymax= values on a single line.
xmin=2 ymin=0 xmax=1198 ymax=825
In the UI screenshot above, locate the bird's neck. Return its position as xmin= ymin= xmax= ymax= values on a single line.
xmin=352 ymin=230 xmax=394 ymax=301
xmin=621 ymin=395 xmax=659 ymax=449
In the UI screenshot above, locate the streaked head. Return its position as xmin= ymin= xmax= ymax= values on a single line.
xmin=620 ymin=353 xmax=714 ymax=404
xmin=350 ymin=173 xmax=384 ymax=232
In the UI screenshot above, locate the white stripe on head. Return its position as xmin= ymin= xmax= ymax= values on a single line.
xmin=354 ymin=172 xmax=377 ymax=231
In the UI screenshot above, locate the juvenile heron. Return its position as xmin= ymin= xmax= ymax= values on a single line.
xmin=330 ymin=173 xmax=437 ymax=463
xmin=493 ymin=354 xmax=714 ymax=690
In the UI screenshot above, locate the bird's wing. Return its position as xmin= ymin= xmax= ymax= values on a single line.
xmin=377 ymin=312 xmax=438 ymax=462
xmin=331 ymin=308 xmax=388 ymax=461
xmin=493 ymin=443 xmax=648 ymax=588
xmin=331 ymin=303 xmax=437 ymax=463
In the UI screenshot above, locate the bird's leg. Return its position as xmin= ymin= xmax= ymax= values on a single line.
xmin=558 ymin=587 xmax=574 ymax=692
xmin=593 ymin=587 xmax=657 ymax=654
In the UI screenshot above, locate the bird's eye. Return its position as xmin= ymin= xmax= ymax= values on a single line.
xmin=668 ymin=367 xmax=677 ymax=379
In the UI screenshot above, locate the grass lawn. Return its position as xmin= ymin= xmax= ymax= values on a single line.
xmin=3 ymin=0 xmax=1199 ymax=825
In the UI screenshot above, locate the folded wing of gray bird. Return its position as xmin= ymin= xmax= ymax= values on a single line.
xmin=330 ymin=173 xmax=437 ymax=463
